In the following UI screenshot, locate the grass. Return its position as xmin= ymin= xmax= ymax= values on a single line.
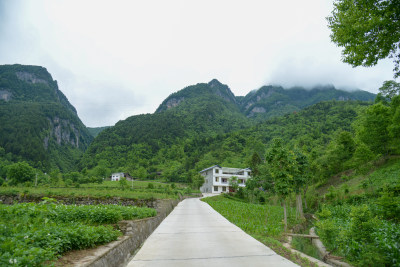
xmin=202 ymin=194 xmax=319 ymax=266
xmin=291 ymin=237 xmax=321 ymax=260
xmin=203 ymin=194 xmax=298 ymax=238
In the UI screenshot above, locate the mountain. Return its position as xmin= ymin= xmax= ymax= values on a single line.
xmin=88 ymin=126 xmax=110 ymax=138
xmin=156 ymin=79 xmax=237 ymax=112
xmin=238 ymin=84 xmax=376 ymax=120
xmin=0 ymin=64 xmax=93 ymax=171
xmin=80 ymin=79 xmax=375 ymax=182
xmin=80 ymin=80 xmax=251 ymax=171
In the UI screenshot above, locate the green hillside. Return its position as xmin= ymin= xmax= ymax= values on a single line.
xmin=81 ymin=97 xmax=370 ymax=183
xmin=87 ymin=126 xmax=110 ymax=138
xmin=239 ymin=84 xmax=376 ymax=120
xmin=80 ymin=80 xmax=252 ymax=178
xmin=0 ymin=64 xmax=93 ymax=171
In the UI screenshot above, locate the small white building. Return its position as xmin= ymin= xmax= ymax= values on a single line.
xmin=199 ymin=165 xmax=251 ymax=194
xmin=111 ymin=172 xmax=132 ymax=181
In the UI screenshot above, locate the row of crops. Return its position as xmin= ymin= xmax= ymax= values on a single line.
xmin=0 ymin=200 xmax=156 ymax=266
xmin=0 ymin=186 xmax=178 ymax=200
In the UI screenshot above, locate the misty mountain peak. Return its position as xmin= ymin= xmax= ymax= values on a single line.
xmin=208 ymin=79 xmax=223 ymax=88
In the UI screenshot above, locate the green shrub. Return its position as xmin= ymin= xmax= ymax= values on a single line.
xmin=147 ymin=183 xmax=154 ymax=189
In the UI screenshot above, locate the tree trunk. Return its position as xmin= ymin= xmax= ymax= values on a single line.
xmin=296 ymin=193 xmax=304 ymax=219
xmin=303 ymin=186 xmax=308 ymax=210
xmin=283 ymin=199 xmax=287 ymax=232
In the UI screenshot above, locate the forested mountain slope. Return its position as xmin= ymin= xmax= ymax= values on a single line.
xmin=81 ymin=96 xmax=371 ymax=183
xmin=80 ymin=80 xmax=252 ymax=173
xmin=239 ymin=84 xmax=375 ymax=120
xmin=0 ymin=64 xmax=93 ymax=171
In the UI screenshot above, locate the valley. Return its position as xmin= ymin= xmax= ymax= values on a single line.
xmin=0 ymin=64 xmax=399 ymax=266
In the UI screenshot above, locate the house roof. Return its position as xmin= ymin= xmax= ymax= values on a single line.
xmin=199 ymin=165 xmax=221 ymax=173
xmin=199 ymin=165 xmax=251 ymax=174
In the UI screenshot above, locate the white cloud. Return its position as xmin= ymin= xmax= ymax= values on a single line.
xmin=0 ymin=0 xmax=395 ymax=126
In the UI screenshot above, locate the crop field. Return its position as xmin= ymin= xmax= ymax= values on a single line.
xmin=0 ymin=200 xmax=156 ymax=266
xmin=0 ymin=186 xmax=179 ymax=200
xmin=202 ymin=195 xmax=298 ymax=238
xmin=80 ymin=180 xmax=185 ymax=189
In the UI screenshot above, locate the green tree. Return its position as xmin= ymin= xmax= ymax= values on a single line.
xmin=7 ymin=161 xmax=36 ymax=185
xmin=356 ymin=103 xmax=391 ymax=154
xmin=131 ymin=166 xmax=147 ymax=179
xmin=248 ymin=152 xmax=262 ymax=176
xmin=293 ymin=150 xmax=309 ymax=219
xmin=379 ymin=80 xmax=400 ymax=98
xmin=229 ymin=176 xmax=239 ymax=192
xmin=119 ymin=177 xmax=128 ymax=190
xmin=265 ymin=138 xmax=297 ymax=231
xmin=327 ymin=0 xmax=400 ymax=78
xmin=189 ymin=170 xmax=205 ymax=189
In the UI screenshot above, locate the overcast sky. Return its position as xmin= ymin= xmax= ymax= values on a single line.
xmin=0 ymin=0 xmax=395 ymax=127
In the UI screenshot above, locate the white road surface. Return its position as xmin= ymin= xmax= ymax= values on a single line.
xmin=127 ymin=198 xmax=298 ymax=267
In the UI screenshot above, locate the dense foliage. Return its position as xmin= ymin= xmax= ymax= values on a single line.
xmin=327 ymin=0 xmax=400 ymax=78
xmin=81 ymin=98 xmax=372 ymax=185
xmin=0 ymin=201 xmax=156 ymax=266
xmin=239 ymin=84 xmax=375 ymax=120
xmin=0 ymin=65 xmax=92 ymax=172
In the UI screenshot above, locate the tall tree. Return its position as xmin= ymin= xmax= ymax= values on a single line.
xmin=293 ymin=149 xmax=309 ymax=219
xmin=356 ymin=103 xmax=392 ymax=154
xmin=265 ymin=139 xmax=297 ymax=231
xmin=379 ymin=80 xmax=400 ymax=98
xmin=327 ymin=0 xmax=400 ymax=78
xmin=249 ymin=152 xmax=262 ymax=176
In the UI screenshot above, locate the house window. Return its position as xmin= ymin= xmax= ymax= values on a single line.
xmin=214 ymin=186 xmax=218 ymax=192
xmin=239 ymin=179 xmax=244 ymax=184
xmin=222 ymin=186 xmax=226 ymax=192
xmin=222 ymin=178 xmax=227 ymax=183
xmin=215 ymin=177 xmax=219 ymax=182
xmin=215 ymin=169 xmax=219 ymax=174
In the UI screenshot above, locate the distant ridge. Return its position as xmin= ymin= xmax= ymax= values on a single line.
xmin=156 ymin=79 xmax=375 ymax=120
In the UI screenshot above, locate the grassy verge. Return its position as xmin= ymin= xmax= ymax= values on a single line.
xmin=202 ymin=195 xmax=318 ymax=266
xmin=0 ymin=200 xmax=156 ymax=266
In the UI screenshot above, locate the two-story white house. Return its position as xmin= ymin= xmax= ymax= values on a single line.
xmin=199 ymin=165 xmax=251 ymax=194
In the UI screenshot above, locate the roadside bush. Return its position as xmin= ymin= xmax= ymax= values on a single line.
xmin=316 ymin=204 xmax=400 ymax=266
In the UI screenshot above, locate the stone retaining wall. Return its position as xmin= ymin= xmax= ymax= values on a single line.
xmin=75 ymin=198 xmax=181 ymax=267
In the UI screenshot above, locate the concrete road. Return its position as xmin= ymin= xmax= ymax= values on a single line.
xmin=127 ymin=198 xmax=298 ymax=267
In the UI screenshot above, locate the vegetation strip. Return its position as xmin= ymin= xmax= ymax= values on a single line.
xmin=202 ymin=195 xmax=318 ymax=267
xmin=0 ymin=199 xmax=156 ymax=266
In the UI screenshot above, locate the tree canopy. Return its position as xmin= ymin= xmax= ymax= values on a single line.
xmin=327 ymin=0 xmax=400 ymax=78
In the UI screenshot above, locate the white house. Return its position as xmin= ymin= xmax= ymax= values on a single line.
xmin=111 ymin=172 xmax=132 ymax=181
xmin=199 ymin=165 xmax=251 ymax=194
